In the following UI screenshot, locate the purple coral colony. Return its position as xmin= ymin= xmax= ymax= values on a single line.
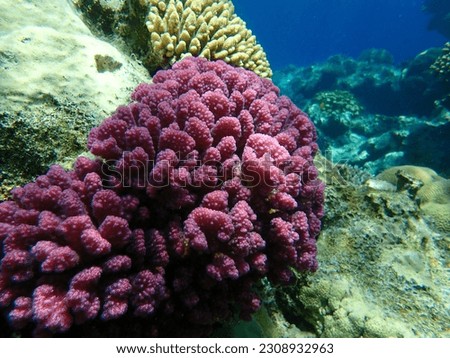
xmin=0 ymin=57 xmax=324 ymax=337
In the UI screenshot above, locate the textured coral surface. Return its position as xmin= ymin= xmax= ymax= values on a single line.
xmin=274 ymin=158 xmax=449 ymax=338
xmin=0 ymin=57 xmax=323 ymax=337
xmin=145 ymin=0 xmax=272 ymax=77
xmin=377 ymin=165 xmax=450 ymax=232
xmin=431 ymin=42 xmax=450 ymax=82
xmin=72 ymin=0 xmax=272 ymax=77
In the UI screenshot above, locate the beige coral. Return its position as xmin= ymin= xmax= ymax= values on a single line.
xmin=419 ymin=178 xmax=450 ymax=232
xmin=144 ymin=0 xmax=272 ymax=77
xmin=377 ymin=165 xmax=450 ymax=232
xmin=376 ymin=165 xmax=439 ymax=186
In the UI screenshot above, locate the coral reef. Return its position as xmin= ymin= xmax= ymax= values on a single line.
xmin=312 ymin=90 xmax=363 ymax=118
xmin=0 ymin=0 xmax=149 ymax=200
xmin=72 ymin=0 xmax=272 ymax=77
xmin=273 ymin=157 xmax=449 ymax=337
xmin=274 ymin=49 xmax=450 ymax=176
xmin=377 ymin=165 xmax=450 ymax=232
xmin=274 ymin=48 xmax=447 ymax=116
xmin=0 ymin=57 xmax=323 ymax=337
xmin=307 ymin=90 xmax=364 ymax=136
xmin=1 ymin=0 xmax=447 ymax=341
xmin=431 ymin=42 xmax=450 ymax=82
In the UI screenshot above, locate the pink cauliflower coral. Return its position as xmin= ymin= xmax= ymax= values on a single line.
xmin=0 ymin=57 xmax=324 ymax=337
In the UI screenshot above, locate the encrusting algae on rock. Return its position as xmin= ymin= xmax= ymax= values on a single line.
xmin=271 ymin=157 xmax=449 ymax=338
xmin=0 ymin=0 xmax=149 ymax=200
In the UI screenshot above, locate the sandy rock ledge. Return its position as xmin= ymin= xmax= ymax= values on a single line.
xmin=0 ymin=0 xmax=148 ymax=199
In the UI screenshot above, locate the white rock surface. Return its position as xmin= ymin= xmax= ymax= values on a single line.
xmin=0 ymin=0 xmax=149 ymax=199
xmin=0 ymin=0 xmax=149 ymax=116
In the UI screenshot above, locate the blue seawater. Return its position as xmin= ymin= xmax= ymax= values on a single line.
xmin=234 ymin=0 xmax=447 ymax=69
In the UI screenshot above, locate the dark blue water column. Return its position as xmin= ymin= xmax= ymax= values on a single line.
xmin=233 ymin=0 xmax=447 ymax=69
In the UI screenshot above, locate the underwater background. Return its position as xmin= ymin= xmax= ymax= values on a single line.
xmin=0 ymin=0 xmax=448 ymax=338
xmin=235 ymin=0 xmax=447 ymax=69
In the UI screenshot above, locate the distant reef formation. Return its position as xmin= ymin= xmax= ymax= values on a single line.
xmin=274 ymin=48 xmax=450 ymax=176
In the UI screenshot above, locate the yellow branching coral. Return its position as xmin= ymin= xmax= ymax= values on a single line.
xmin=144 ymin=0 xmax=272 ymax=77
